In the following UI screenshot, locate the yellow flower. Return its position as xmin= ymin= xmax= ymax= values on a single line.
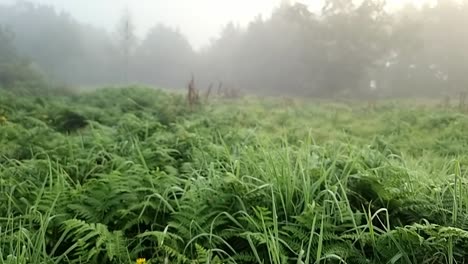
xmin=136 ymin=258 xmax=146 ymax=264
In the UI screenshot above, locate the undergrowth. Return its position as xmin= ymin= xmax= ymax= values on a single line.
xmin=1 ymin=87 xmax=468 ymax=263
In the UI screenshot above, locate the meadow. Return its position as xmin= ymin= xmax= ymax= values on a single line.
xmin=1 ymin=87 xmax=468 ymax=264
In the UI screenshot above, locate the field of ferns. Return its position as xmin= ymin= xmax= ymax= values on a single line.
xmin=1 ymin=86 xmax=468 ymax=264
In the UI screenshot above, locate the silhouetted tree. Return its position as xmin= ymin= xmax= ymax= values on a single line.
xmin=0 ymin=25 xmax=44 ymax=90
xmin=116 ymin=8 xmax=137 ymax=84
xmin=133 ymin=24 xmax=195 ymax=88
xmin=0 ymin=26 xmax=16 ymax=63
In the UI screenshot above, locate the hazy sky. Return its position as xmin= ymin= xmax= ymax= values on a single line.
xmin=0 ymin=0 xmax=428 ymax=49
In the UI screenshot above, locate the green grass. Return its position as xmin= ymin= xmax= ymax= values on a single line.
xmin=1 ymin=86 xmax=468 ymax=263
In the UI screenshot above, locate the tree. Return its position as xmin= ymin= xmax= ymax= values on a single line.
xmin=0 ymin=26 xmax=16 ymax=63
xmin=133 ymin=24 xmax=194 ymax=88
xmin=419 ymin=0 xmax=468 ymax=95
xmin=0 ymin=25 xmax=45 ymax=91
xmin=116 ymin=7 xmax=137 ymax=84
xmin=377 ymin=0 xmax=468 ymax=97
xmin=0 ymin=2 xmax=85 ymax=84
xmin=317 ymin=0 xmax=390 ymax=97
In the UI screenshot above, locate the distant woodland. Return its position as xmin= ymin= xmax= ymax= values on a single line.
xmin=1 ymin=0 xmax=468 ymax=98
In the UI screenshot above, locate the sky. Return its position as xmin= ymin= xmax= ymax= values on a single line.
xmin=0 ymin=0 xmax=428 ymax=50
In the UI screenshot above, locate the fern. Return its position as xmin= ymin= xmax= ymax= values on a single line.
xmin=60 ymin=219 xmax=128 ymax=263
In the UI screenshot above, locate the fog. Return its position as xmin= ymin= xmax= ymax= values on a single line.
xmin=0 ymin=0 xmax=285 ymax=49
xmin=0 ymin=0 xmax=467 ymax=98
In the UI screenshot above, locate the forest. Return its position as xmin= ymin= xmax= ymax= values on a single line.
xmin=1 ymin=0 xmax=467 ymax=97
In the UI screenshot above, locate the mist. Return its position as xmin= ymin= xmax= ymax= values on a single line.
xmin=1 ymin=0 xmax=467 ymax=98
xmin=4 ymin=2 xmax=468 ymax=263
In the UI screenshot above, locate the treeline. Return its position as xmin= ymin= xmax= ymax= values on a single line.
xmin=0 ymin=0 xmax=467 ymax=98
